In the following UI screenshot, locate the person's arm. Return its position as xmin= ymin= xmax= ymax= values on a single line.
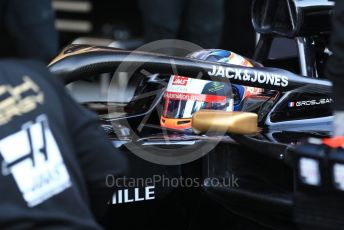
xmin=326 ymin=0 xmax=344 ymax=136
xmin=50 ymin=76 xmax=128 ymax=220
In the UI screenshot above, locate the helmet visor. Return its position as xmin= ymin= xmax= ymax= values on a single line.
xmin=162 ymin=96 xmax=230 ymax=119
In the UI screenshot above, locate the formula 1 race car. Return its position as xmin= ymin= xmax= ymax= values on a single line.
xmin=48 ymin=0 xmax=340 ymax=229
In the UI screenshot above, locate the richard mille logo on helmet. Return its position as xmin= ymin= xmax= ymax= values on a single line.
xmin=208 ymin=65 xmax=288 ymax=87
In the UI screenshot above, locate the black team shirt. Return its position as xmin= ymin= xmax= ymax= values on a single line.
xmin=0 ymin=60 xmax=126 ymax=229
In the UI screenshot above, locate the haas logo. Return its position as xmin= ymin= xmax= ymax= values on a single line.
xmin=0 ymin=115 xmax=71 ymax=207
xmin=172 ymin=76 xmax=188 ymax=86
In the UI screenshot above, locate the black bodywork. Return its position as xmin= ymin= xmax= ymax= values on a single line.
xmin=49 ymin=46 xmax=331 ymax=229
xmin=48 ymin=1 xmax=336 ymax=229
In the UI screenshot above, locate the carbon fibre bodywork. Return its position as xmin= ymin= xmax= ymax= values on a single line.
xmin=48 ymin=41 xmax=336 ymax=229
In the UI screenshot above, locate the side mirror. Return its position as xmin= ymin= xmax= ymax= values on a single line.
xmin=192 ymin=110 xmax=258 ymax=135
xmin=252 ymin=0 xmax=334 ymax=37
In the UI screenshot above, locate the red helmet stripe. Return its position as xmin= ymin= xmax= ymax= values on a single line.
xmin=164 ymin=91 xmax=227 ymax=103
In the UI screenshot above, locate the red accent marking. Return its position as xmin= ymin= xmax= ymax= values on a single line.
xmin=322 ymin=136 xmax=344 ymax=148
xmin=172 ymin=75 xmax=189 ymax=86
xmin=243 ymin=86 xmax=264 ymax=98
xmin=164 ymin=91 xmax=227 ymax=103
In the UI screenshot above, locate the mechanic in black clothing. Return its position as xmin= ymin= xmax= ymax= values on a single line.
xmin=0 ymin=60 xmax=127 ymax=229
xmin=138 ymin=0 xmax=224 ymax=49
xmin=326 ymin=0 xmax=344 ymax=137
xmin=0 ymin=0 xmax=58 ymax=62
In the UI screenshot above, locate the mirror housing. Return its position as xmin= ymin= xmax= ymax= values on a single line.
xmin=252 ymin=0 xmax=334 ymax=37
xmin=192 ymin=110 xmax=258 ymax=135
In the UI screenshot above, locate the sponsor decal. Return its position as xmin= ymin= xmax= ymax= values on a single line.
xmin=208 ymin=65 xmax=289 ymax=87
xmin=111 ymin=186 xmax=155 ymax=204
xmin=288 ymin=102 xmax=296 ymax=108
xmin=0 ymin=115 xmax=71 ymax=207
xmin=164 ymin=91 xmax=227 ymax=103
xmin=208 ymin=82 xmax=225 ymax=93
xmin=288 ymin=98 xmax=333 ymax=108
xmin=244 ymin=86 xmax=264 ymax=97
xmin=0 ymin=76 xmax=44 ymax=126
xmin=172 ymin=75 xmax=188 ymax=86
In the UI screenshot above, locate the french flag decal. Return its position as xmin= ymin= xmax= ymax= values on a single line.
xmin=288 ymin=102 xmax=295 ymax=108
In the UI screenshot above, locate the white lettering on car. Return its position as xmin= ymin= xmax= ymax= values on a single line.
xmin=112 ymin=186 xmax=155 ymax=205
xmin=290 ymin=98 xmax=333 ymax=108
xmin=208 ymin=65 xmax=289 ymax=87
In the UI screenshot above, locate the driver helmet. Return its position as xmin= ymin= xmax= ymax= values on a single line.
xmin=160 ymin=49 xmax=263 ymax=130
